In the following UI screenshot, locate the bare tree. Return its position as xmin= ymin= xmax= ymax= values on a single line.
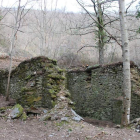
xmin=28 ymin=0 xmax=59 ymax=56
xmin=5 ymin=0 xmax=33 ymax=101
xmin=75 ymin=0 xmax=121 ymax=65
xmin=70 ymin=0 xmax=137 ymax=65
xmin=6 ymin=0 xmax=22 ymax=101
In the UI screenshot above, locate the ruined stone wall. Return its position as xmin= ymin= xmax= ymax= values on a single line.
xmin=67 ymin=62 xmax=140 ymax=124
xmin=1 ymin=58 xmax=140 ymax=124
xmin=0 ymin=57 xmax=65 ymax=109
xmin=0 ymin=70 xmax=7 ymax=94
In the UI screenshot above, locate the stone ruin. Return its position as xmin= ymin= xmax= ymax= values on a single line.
xmin=1 ymin=57 xmax=140 ymax=125
xmin=0 ymin=56 xmax=65 ymax=108
xmin=67 ymin=62 xmax=140 ymax=124
xmin=0 ymin=56 xmax=83 ymax=122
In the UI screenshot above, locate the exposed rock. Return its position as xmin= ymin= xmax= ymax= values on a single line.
xmin=39 ymin=114 xmax=51 ymax=121
xmin=43 ymin=109 xmax=48 ymax=114
xmin=26 ymin=106 xmax=42 ymax=116
xmin=40 ymin=87 xmax=83 ymax=123
xmin=114 ymin=124 xmax=121 ymax=128
xmin=130 ymin=118 xmax=140 ymax=133
xmin=72 ymin=116 xmax=82 ymax=122
xmin=71 ymin=109 xmax=84 ymax=122
xmin=9 ymin=104 xmax=23 ymax=119
xmin=59 ymin=96 xmax=66 ymax=101
xmin=61 ymin=117 xmax=69 ymax=122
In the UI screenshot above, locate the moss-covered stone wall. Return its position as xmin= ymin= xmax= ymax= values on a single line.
xmin=0 ymin=56 xmax=65 ymax=109
xmin=0 ymin=70 xmax=7 ymax=94
xmin=67 ymin=62 xmax=140 ymax=124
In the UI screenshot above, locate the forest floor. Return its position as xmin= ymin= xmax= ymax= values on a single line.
xmin=0 ymin=56 xmax=140 ymax=140
xmin=0 ymin=95 xmax=140 ymax=140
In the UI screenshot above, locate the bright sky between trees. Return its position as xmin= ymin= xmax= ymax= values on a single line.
xmin=0 ymin=0 xmax=138 ymax=12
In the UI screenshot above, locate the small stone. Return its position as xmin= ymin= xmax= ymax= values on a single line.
xmin=33 ymin=71 xmax=36 ymax=75
xmin=114 ymin=124 xmax=121 ymax=128
xmin=135 ymin=125 xmax=140 ymax=133
xmin=68 ymin=100 xmax=74 ymax=105
xmin=72 ymin=116 xmax=81 ymax=122
xmin=86 ymin=136 xmax=92 ymax=139
xmin=61 ymin=117 xmax=69 ymax=122
xmin=39 ymin=114 xmax=51 ymax=121
xmin=43 ymin=109 xmax=48 ymax=114
xmin=51 ymin=114 xmax=59 ymax=121
xmin=49 ymin=133 xmax=55 ymax=137
xmin=60 ymin=96 xmax=66 ymax=101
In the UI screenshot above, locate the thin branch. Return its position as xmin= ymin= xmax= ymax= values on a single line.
xmin=76 ymin=0 xmax=122 ymax=47
xmin=126 ymin=0 xmax=137 ymax=13
xmin=0 ymin=24 xmax=24 ymax=32
xmin=91 ymin=0 xmax=97 ymax=16
xmin=104 ymin=17 xmax=120 ymax=26
xmin=0 ymin=2 xmax=17 ymax=21
xmin=77 ymin=45 xmax=98 ymax=53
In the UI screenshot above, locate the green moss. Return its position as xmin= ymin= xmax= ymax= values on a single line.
xmin=20 ymin=112 xmax=27 ymax=121
xmin=0 ymin=106 xmax=12 ymax=113
xmin=44 ymin=115 xmax=51 ymax=121
xmin=21 ymin=87 xmax=36 ymax=93
xmin=55 ymin=67 xmax=65 ymax=73
xmin=51 ymin=100 xmax=56 ymax=107
xmin=25 ymin=75 xmax=32 ymax=80
xmin=21 ymin=87 xmax=27 ymax=92
xmin=33 ymin=96 xmax=42 ymax=102
xmin=48 ymin=64 xmax=54 ymax=68
xmin=47 ymin=83 xmax=52 ymax=88
xmin=51 ymin=94 xmax=57 ymax=99
xmin=50 ymin=59 xmax=57 ymax=65
xmin=48 ymin=89 xmax=55 ymax=94
xmin=58 ymin=69 xmax=65 ymax=73
xmin=52 ymin=85 xmax=60 ymax=92
xmin=55 ymin=121 xmax=68 ymax=127
xmin=0 ymin=107 xmax=7 ymax=111
xmin=48 ymin=74 xmax=65 ymax=80
xmin=26 ymin=96 xmax=35 ymax=105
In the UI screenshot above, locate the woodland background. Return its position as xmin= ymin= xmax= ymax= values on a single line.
xmin=0 ymin=0 xmax=140 ymax=68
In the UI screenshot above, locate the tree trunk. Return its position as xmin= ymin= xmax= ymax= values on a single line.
xmin=99 ymin=40 xmax=104 ymax=65
xmin=119 ymin=0 xmax=131 ymax=126
xmin=97 ymin=0 xmax=105 ymax=65
xmin=6 ymin=54 xmax=13 ymax=101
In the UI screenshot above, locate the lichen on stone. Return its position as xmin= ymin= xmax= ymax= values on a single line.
xmin=9 ymin=104 xmax=24 ymax=119
xmin=20 ymin=112 xmax=27 ymax=121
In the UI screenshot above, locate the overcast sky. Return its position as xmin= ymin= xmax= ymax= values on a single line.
xmin=0 ymin=0 xmax=138 ymax=12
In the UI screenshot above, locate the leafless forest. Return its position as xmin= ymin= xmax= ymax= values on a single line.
xmin=0 ymin=1 xmax=140 ymax=68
